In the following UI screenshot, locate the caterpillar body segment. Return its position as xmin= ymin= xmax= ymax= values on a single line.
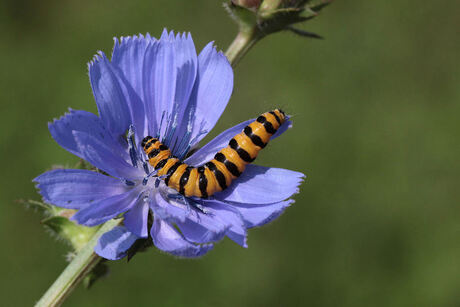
xmin=142 ymin=109 xmax=286 ymax=198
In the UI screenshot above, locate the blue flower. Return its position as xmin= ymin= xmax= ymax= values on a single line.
xmin=34 ymin=30 xmax=304 ymax=260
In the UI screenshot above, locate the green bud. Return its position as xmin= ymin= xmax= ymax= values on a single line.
xmin=225 ymin=0 xmax=333 ymax=39
xmin=232 ymin=0 xmax=261 ymax=10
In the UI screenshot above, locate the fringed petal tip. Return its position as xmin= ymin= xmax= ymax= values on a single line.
xmin=113 ymin=33 xmax=154 ymax=47
xmin=231 ymin=199 xmax=295 ymax=229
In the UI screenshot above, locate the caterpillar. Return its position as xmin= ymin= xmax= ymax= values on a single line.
xmin=141 ymin=109 xmax=286 ymax=198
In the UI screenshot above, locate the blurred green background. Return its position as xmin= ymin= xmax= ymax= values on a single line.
xmin=1 ymin=0 xmax=459 ymax=306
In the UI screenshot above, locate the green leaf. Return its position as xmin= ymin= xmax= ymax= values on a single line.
xmin=287 ymin=26 xmax=323 ymax=39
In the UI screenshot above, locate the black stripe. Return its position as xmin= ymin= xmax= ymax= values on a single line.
xmin=205 ymin=162 xmax=227 ymax=190
xmin=159 ymin=144 xmax=169 ymax=151
xmin=179 ymin=167 xmax=191 ymax=195
xmin=228 ymin=138 xmax=239 ymax=150
xmin=244 ymin=126 xmax=266 ymax=148
xmin=225 ymin=160 xmax=241 ymax=177
xmin=197 ymin=166 xmax=208 ymax=198
xmin=141 ymin=136 xmax=153 ymax=148
xmin=269 ymin=111 xmax=281 ymax=125
xmin=214 ymin=152 xmax=226 ymax=162
xmin=164 ymin=161 xmax=182 ymax=186
xmin=148 ymin=148 xmax=160 ymax=158
xmin=214 ymin=152 xmax=241 ymax=177
xmin=229 ymin=138 xmax=254 ymax=163
xmin=256 ymin=115 xmax=266 ymax=123
xmin=154 ymin=158 xmax=169 ymax=170
xmin=263 ymin=120 xmax=277 ymax=134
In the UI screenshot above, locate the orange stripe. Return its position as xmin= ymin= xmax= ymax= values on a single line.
xmin=167 ymin=164 xmax=187 ymax=191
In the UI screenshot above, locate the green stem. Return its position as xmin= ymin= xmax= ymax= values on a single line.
xmin=35 ymin=218 xmax=122 ymax=307
xmin=225 ymin=27 xmax=263 ymax=67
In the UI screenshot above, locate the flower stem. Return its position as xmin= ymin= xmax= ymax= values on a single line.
xmin=35 ymin=218 xmax=121 ymax=307
xmin=225 ymin=27 xmax=263 ymax=67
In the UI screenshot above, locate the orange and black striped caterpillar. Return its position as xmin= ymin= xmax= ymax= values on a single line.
xmin=141 ymin=109 xmax=286 ymax=198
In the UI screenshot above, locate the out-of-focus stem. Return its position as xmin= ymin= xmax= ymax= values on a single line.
xmin=225 ymin=27 xmax=263 ymax=67
xmin=35 ymin=218 xmax=121 ymax=307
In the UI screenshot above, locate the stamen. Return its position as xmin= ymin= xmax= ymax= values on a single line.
xmin=177 ymin=126 xmax=208 ymax=160
xmin=142 ymin=169 xmax=159 ymax=186
xmin=142 ymin=161 xmax=150 ymax=175
xmin=122 ymin=179 xmax=136 ymax=186
xmin=163 ymin=112 xmax=177 ymax=147
xmin=127 ymin=124 xmax=138 ymax=168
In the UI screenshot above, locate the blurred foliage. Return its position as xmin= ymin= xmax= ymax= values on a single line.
xmin=0 ymin=0 xmax=459 ymax=306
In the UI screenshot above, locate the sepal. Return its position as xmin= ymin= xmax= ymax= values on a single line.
xmin=224 ymin=1 xmax=258 ymax=32
xmin=41 ymin=213 xmax=100 ymax=252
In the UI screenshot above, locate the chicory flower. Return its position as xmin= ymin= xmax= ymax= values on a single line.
xmin=34 ymin=30 xmax=304 ymax=260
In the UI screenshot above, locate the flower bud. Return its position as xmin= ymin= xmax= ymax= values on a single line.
xmin=226 ymin=0 xmax=333 ymax=39
xmin=232 ymin=0 xmax=261 ymax=9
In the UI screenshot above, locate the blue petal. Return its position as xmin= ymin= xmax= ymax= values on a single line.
xmin=111 ymin=34 xmax=155 ymax=100
xmin=48 ymin=109 xmax=126 ymax=159
xmin=143 ymin=36 xmax=177 ymax=136
xmin=186 ymin=42 xmax=234 ymax=147
xmin=123 ymin=201 xmax=149 ymax=238
xmin=89 ymin=52 xmax=132 ymax=138
xmin=141 ymin=30 xmax=198 ymax=146
xmin=150 ymin=191 xmax=228 ymax=243
xmin=167 ymin=33 xmax=199 ymax=151
xmin=200 ymin=200 xmax=247 ymax=247
xmin=95 ymin=226 xmax=139 ymax=260
xmin=109 ymin=64 xmax=145 ymax=146
xmin=176 ymin=214 xmax=229 ymax=244
xmin=214 ymin=165 xmax=305 ymax=204
xmin=33 ymin=169 xmax=127 ymax=209
xmin=151 ymin=218 xmax=213 ymax=258
xmin=184 ymin=118 xmax=291 ymax=166
xmin=73 ymin=131 xmax=140 ymax=180
xmin=231 ymin=200 xmax=293 ymax=228
xmin=71 ymin=187 xmax=141 ymax=226
xmin=149 ymin=191 xmax=188 ymax=223
xmin=272 ymin=118 xmax=293 ymax=139
xmin=111 ymin=35 xmax=154 ymax=140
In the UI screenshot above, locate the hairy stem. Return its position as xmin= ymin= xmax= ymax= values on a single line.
xmin=35 ymin=219 xmax=121 ymax=307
